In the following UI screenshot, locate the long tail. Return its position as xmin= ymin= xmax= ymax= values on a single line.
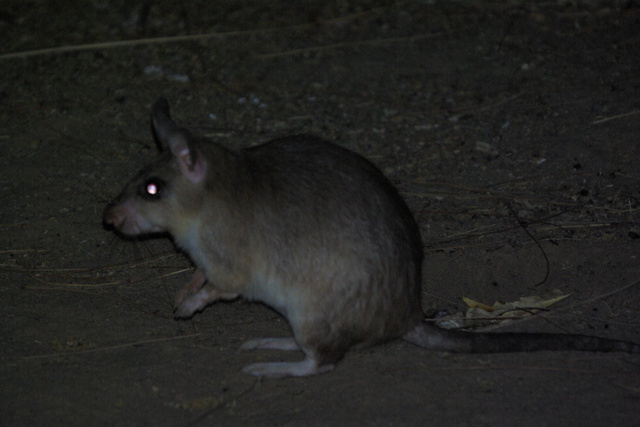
xmin=403 ymin=321 xmax=640 ymax=354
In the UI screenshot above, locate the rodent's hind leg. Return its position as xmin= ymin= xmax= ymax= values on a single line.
xmin=239 ymin=337 xmax=300 ymax=351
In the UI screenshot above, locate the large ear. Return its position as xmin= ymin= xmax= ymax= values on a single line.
xmin=151 ymin=98 xmax=179 ymax=149
xmin=167 ymin=130 xmax=208 ymax=184
xmin=151 ymin=98 xmax=207 ymax=184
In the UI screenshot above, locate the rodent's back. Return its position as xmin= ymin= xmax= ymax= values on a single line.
xmin=242 ymin=135 xmax=424 ymax=343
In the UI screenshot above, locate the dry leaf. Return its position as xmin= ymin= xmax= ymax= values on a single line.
xmin=436 ymin=290 xmax=570 ymax=330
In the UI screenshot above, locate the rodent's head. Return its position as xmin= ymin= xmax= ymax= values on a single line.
xmin=103 ymin=98 xmax=208 ymax=238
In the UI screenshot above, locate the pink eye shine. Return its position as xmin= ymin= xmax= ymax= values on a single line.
xmin=146 ymin=182 xmax=159 ymax=195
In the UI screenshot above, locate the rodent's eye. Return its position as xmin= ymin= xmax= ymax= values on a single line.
xmin=140 ymin=178 xmax=165 ymax=199
xmin=146 ymin=182 xmax=160 ymax=195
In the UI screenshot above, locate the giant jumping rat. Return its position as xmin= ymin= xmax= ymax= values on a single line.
xmin=103 ymin=98 xmax=640 ymax=377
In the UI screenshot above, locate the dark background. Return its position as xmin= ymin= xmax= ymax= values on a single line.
xmin=1 ymin=1 xmax=639 ymax=425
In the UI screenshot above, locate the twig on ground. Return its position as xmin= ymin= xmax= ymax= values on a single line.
xmin=22 ymin=333 xmax=202 ymax=360
xmin=592 ymin=110 xmax=640 ymax=125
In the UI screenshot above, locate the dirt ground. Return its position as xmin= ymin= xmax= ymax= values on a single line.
xmin=2 ymin=1 xmax=640 ymax=425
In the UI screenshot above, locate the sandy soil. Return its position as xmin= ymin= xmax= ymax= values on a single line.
xmin=1 ymin=1 xmax=639 ymax=425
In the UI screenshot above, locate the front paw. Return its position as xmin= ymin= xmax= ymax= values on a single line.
xmin=173 ymin=287 xmax=210 ymax=319
xmin=173 ymin=287 xmax=193 ymax=311
xmin=173 ymin=302 xmax=198 ymax=319
xmin=173 ymin=269 xmax=207 ymax=311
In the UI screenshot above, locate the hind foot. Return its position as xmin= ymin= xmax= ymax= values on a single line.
xmin=240 ymin=338 xmax=334 ymax=377
xmin=240 ymin=337 xmax=300 ymax=351
xmin=242 ymin=357 xmax=335 ymax=378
